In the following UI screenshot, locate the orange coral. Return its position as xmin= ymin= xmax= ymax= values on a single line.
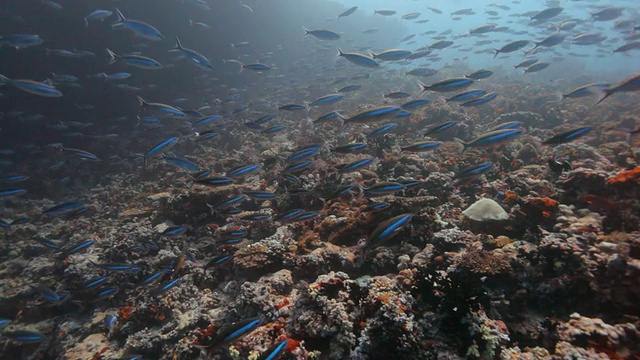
xmin=581 ymin=194 xmax=617 ymax=213
xmin=118 ymin=304 xmax=133 ymax=321
xmin=607 ymin=167 xmax=640 ymax=186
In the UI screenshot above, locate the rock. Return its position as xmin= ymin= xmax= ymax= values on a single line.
xmin=462 ymin=198 xmax=508 ymax=221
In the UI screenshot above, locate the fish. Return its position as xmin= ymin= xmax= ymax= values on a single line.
xmin=162 ymin=155 xmax=200 ymax=172
xmin=171 ymin=36 xmax=213 ymax=71
xmin=531 ymin=7 xmax=563 ymax=22
xmin=368 ymin=123 xmax=399 ymax=138
xmin=613 ymin=42 xmax=640 ymax=53
xmin=333 ymin=143 xmax=368 ymax=153
xmin=283 ymin=161 xmax=313 ymax=173
xmin=0 ymin=174 xmax=29 ymax=183
xmin=429 ymin=40 xmax=454 ymax=49
xmin=314 ymin=111 xmax=343 ymax=124
xmin=244 ymin=190 xmax=277 ymax=200
xmin=420 ymin=78 xmax=474 ymax=93
xmin=260 ymin=125 xmax=287 ymax=134
xmin=401 ymin=141 xmax=442 ymax=152
xmin=562 ymin=84 xmax=610 ymax=99
xmin=572 ymin=33 xmax=607 ymax=46
xmin=44 ymin=201 xmax=84 ymax=216
xmin=0 ymin=74 xmax=62 ymax=97
xmin=287 ymin=145 xmax=321 ymax=162
xmin=112 ymin=8 xmax=164 ymax=41
xmin=591 ymin=7 xmax=624 ymax=22
xmin=369 ymin=213 xmax=414 ymax=243
xmin=337 ymin=158 xmax=374 ymax=173
xmin=104 ymin=314 xmax=117 ymax=330
xmin=363 ymin=182 xmax=406 ymax=197
xmin=460 ymin=92 xmax=498 ymax=106
xmin=514 ymin=58 xmax=538 ymax=69
xmin=159 ymin=227 xmax=188 ymax=242
xmin=424 ymin=121 xmax=457 ymax=136
xmin=144 ymin=137 xmax=179 ymax=166
xmin=205 ymin=254 xmax=233 ymax=269
xmin=406 ymin=68 xmax=437 ymax=77
xmin=308 ymin=94 xmax=344 ymax=106
xmin=63 ymin=147 xmax=100 ymax=161
xmin=402 ymin=12 xmax=421 ymax=20
xmin=0 ymin=188 xmax=27 ymax=197
xmin=338 ymin=6 xmax=358 ymax=18
xmin=363 ymin=202 xmax=392 ymax=212
xmin=374 ymin=10 xmax=397 ymax=16
xmin=90 ymin=262 xmax=142 ymax=272
xmin=384 ymin=91 xmax=411 ymax=99
xmin=489 ymin=121 xmax=523 ymax=132
xmin=372 ymin=49 xmax=413 ymax=61
xmin=469 ymin=24 xmax=496 ymax=34
xmin=289 ymin=211 xmax=320 ymax=222
xmin=151 ymin=277 xmax=181 ymax=296
xmin=524 ymin=62 xmax=550 ymax=74
xmin=548 ymin=159 xmax=572 ymax=173
xmin=338 ymin=49 xmax=379 ymax=68
xmin=258 ymin=339 xmax=289 ymax=360
xmin=138 ymin=97 xmax=185 ymax=116
xmin=241 ymin=62 xmax=271 ymax=71
xmin=218 ymin=318 xmax=262 ymax=344
xmin=344 ymin=106 xmax=401 ymax=124
xmin=303 ymin=28 xmax=340 ymax=40
xmin=457 ymin=129 xmax=523 ymax=151
xmin=210 ymin=194 xmax=247 ymax=209
xmin=81 ymin=277 xmax=108 ymax=290
xmin=542 ymin=127 xmax=592 ymax=145
xmin=2 ymin=330 xmax=45 ymax=343
xmin=455 ymin=161 xmax=493 ymax=180
xmin=401 ymin=99 xmax=431 ymax=110
xmin=85 ymin=9 xmax=113 ymax=27
xmin=62 ymin=239 xmax=95 ymax=255
xmin=465 ymin=70 xmax=493 ymax=80
xmin=140 ymin=270 xmax=171 ymax=286
xmin=527 ymin=33 xmax=564 ymax=53
xmin=33 ymin=286 xmax=69 ymax=304
xmin=94 ymin=287 xmax=119 ymax=301
xmin=596 ymin=73 xmax=640 ymax=104
xmin=192 ymin=115 xmax=221 ymax=127
xmin=0 ymin=34 xmax=44 ymax=49
xmin=278 ymin=104 xmax=306 ymax=111
xmin=255 ymin=114 xmax=276 ymax=124
xmin=106 ymin=49 xmax=162 ymax=70
xmin=338 ymin=85 xmax=361 ymax=93
xmin=446 ymin=90 xmax=488 ymax=102
xmin=228 ymin=164 xmax=262 ymax=178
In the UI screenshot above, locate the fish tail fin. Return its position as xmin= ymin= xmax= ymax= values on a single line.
xmin=524 ymin=44 xmax=537 ymax=55
xmin=595 ymin=89 xmax=612 ymax=105
xmin=303 ymin=27 xmax=310 ymax=36
xmin=493 ymin=49 xmax=499 ymax=59
xmin=334 ymin=111 xmax=347 ymax=128
xmin=337 ymin=48 xmax=343 ymax=56
xmin=174 ymin=36 xmax=182 ymax=50
xmin=0 ymin=73 xmax=9 ymax=84
xmin=418 ymin=81 xmax=428 ymax=94
xmin=454 ymin=138 xmax=468 ymax=152
xmin=84 ymin=17 xmax=89 ymax=27
xmin=106 ymin=48 xmax=118 ymax=64
xmin=115 ymin=8 xmax=125 ymax=21
xmin=137 ymin=96 xmax=148 ymax=107
xmin=188 ymin=19 xmax=193 ymax=26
